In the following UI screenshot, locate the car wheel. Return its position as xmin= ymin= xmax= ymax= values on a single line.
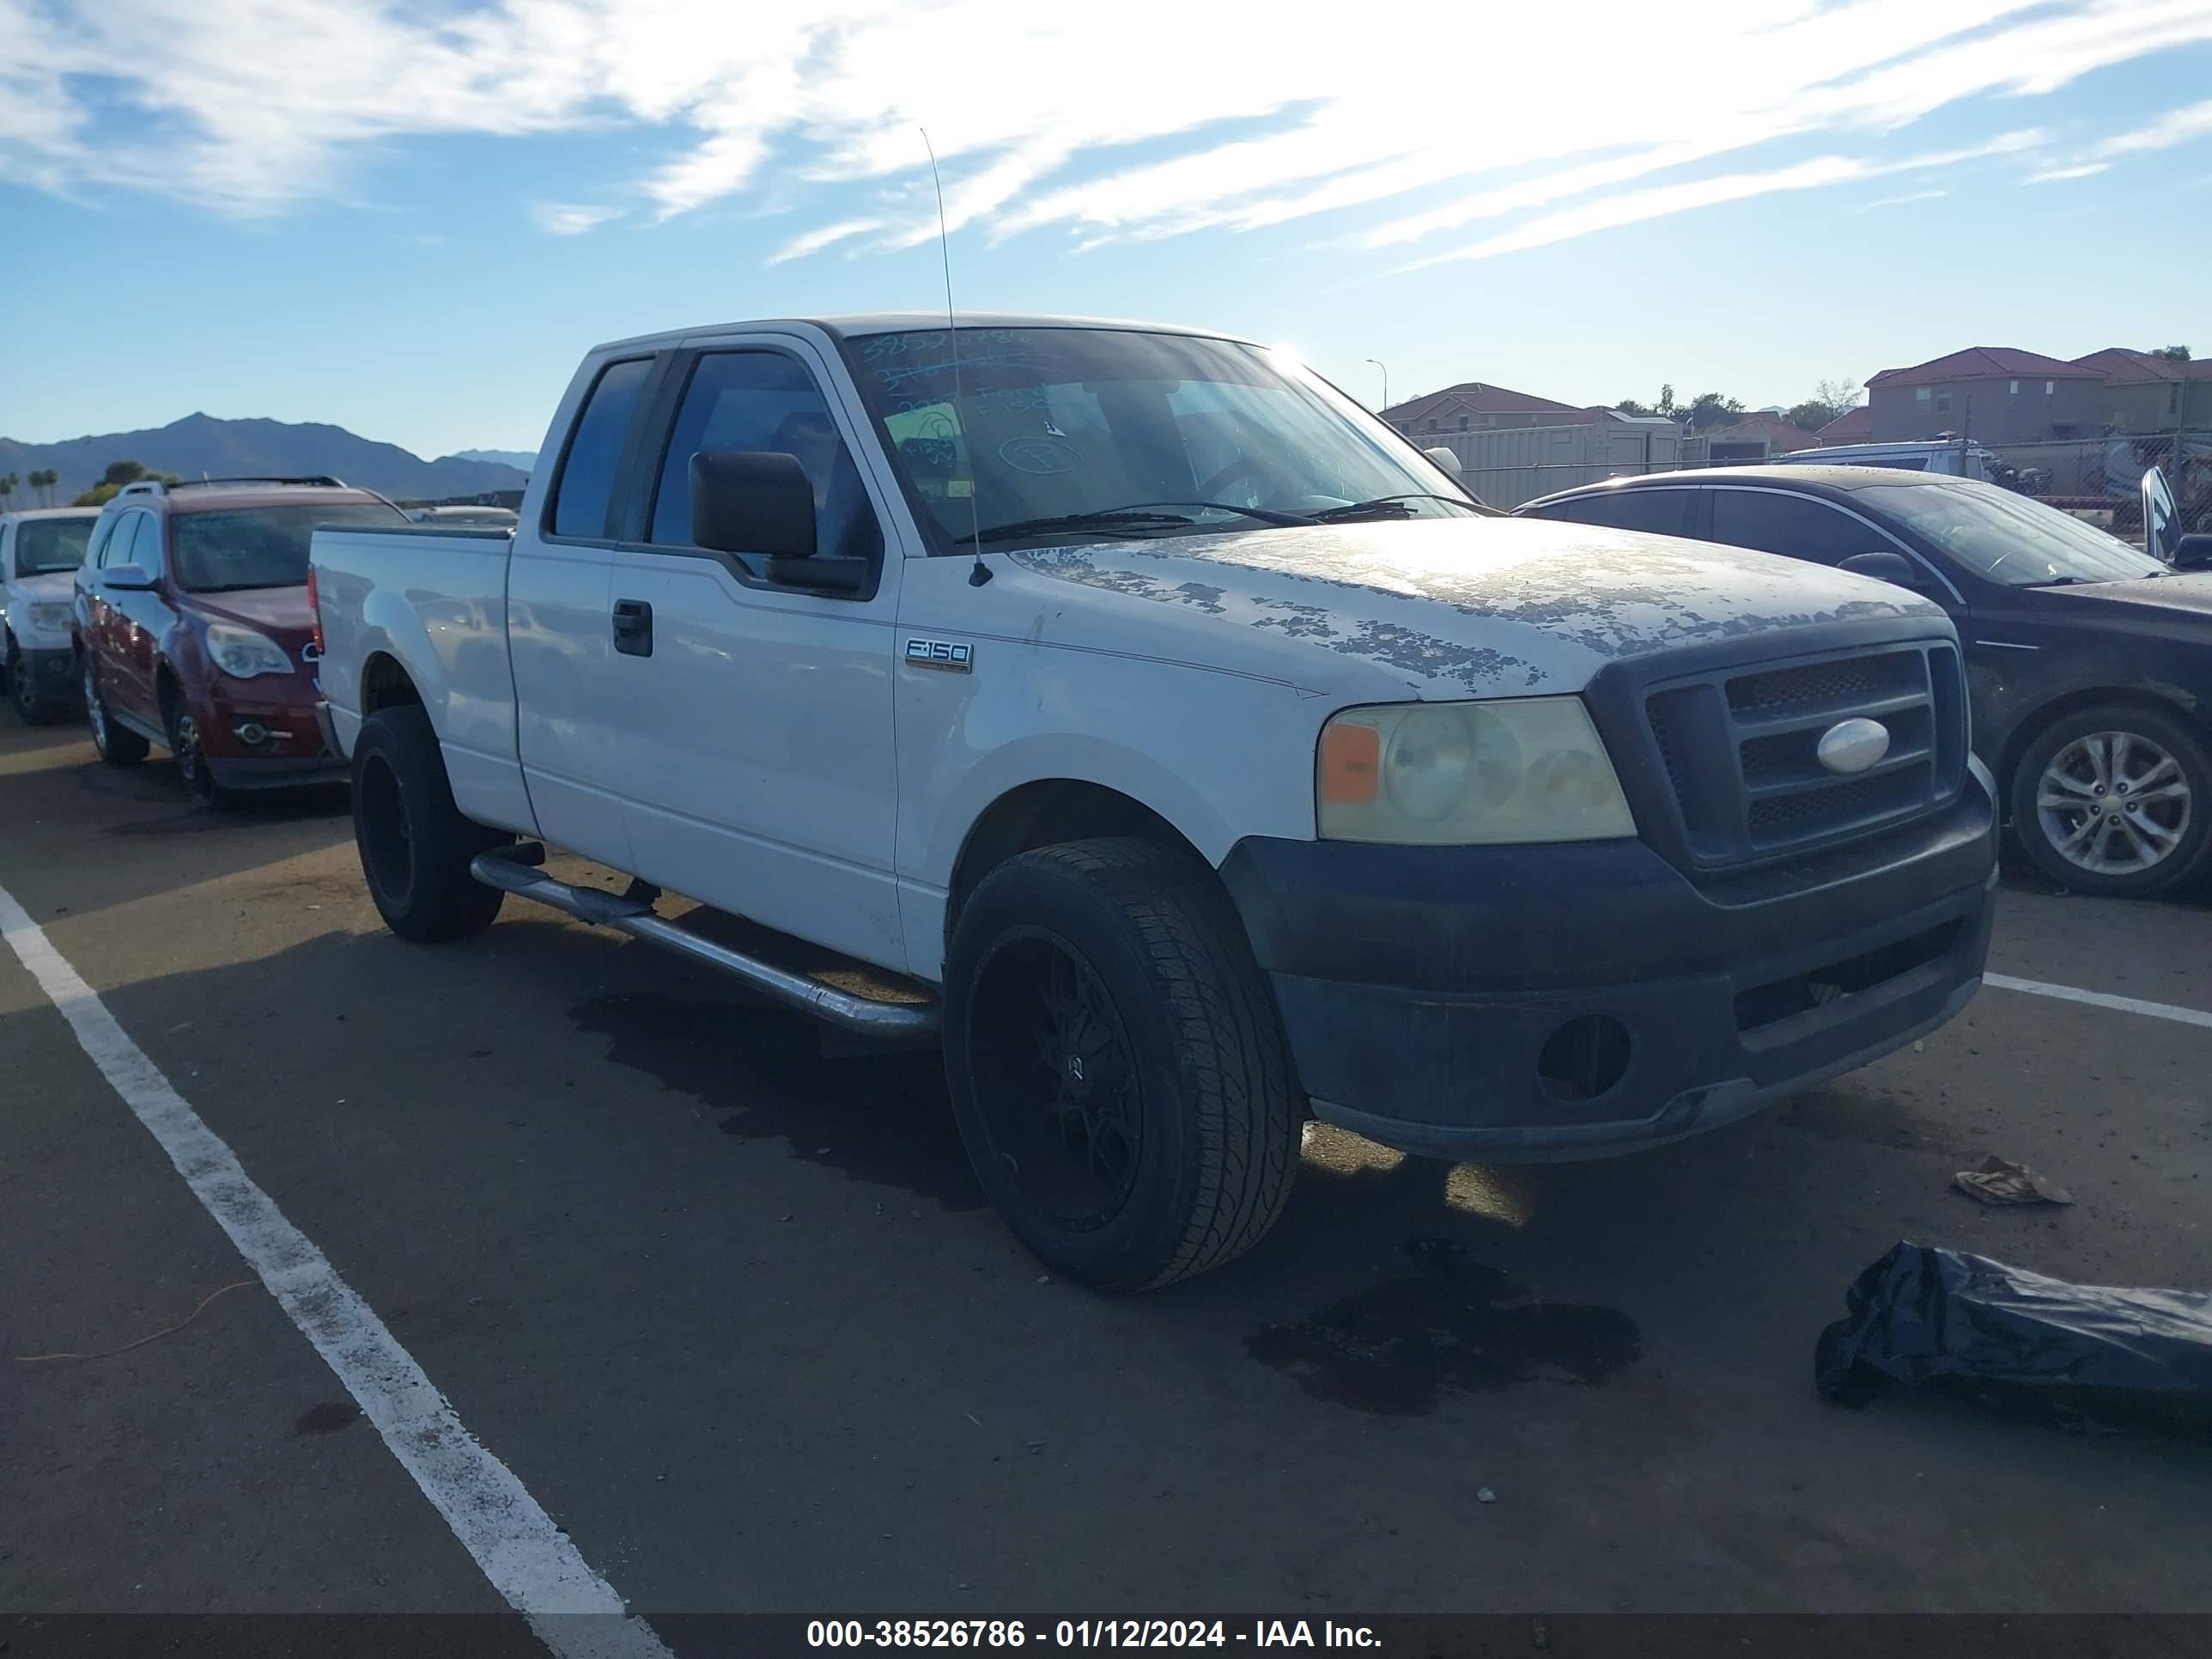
xmin=5 ymin=638 xmax=37 ymax=724
xmin=84 ymin=661 xmax=149 ymax=765
xmin=352 ymin=702 xmax=509 ymax=941
xmin=942 ymin=836 xmax=1303 ymax=1291
xmin=2010 ymin=702 xmax=2212 ymax=899
xmin=165 ymin=696 xmax=228 ymax=808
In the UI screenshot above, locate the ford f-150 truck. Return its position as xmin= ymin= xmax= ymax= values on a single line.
xmin=311 ymin=313 xmax=1998 ymax=1290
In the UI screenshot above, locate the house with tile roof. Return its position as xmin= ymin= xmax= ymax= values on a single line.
xmin=1863 ymin=347 xmax=2106 ymax=444
xmin=2074 ymin=348 xmax=2212 ymax=432
xmin=1379 ymin=380 xmax=1611 ymax=437
xmin=1815 ymin=404 xmax=1873 ymax=443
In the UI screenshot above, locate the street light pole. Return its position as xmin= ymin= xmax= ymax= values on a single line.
xmin=1365 ymin=358 xmax=1389 ymax=415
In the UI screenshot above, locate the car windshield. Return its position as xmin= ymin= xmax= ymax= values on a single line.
xmin=15 ymin=518 xmax=95 ymax=574
xmin=170 ymin=501 xmax=407 ymax=591
xmin=1859 ymin=478 xmax=2168 ymax=586
xmin=838 ymin=326 xmax=1482 ymax=551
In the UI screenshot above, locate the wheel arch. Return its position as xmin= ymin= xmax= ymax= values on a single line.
xmin=360 ymin=648 xmax=423 ymax=715
xmin=1993 ymin=683 xmax=2206 ymax=813
xmin=945 ymin=778 xmax=1209 ymax=946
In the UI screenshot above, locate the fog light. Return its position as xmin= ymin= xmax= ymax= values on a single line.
xmin=234 ymin=721 xmax=271 ymax=747
xmin=1536 ymin=1014 xmax=1633 ymax=1104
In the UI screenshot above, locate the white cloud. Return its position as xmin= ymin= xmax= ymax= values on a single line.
xmin=766 ymin=216 xmax=886 ymax=264
xmin=4 ymin=0 xmax=2209 ymax=269
xmin=532 ymin=202 xmax=623 ymax=234
xmin=2028 ymin=162 xmax=2115 ymax=181
xmin=2089 ymin=95 xmax=2212 ymax=155
xmin=1401 ymin=130 xmax=2048 ymax=268
xmin=1853 ymin=188 xmax=1952 ymax=211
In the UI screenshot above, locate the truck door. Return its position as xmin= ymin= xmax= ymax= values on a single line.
xmin=506 ymin=353 xmax=659 ymax=871
xmin=605 ymin=337 xmax=907 ymax=972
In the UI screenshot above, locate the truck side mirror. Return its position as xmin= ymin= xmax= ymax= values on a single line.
xmin=1838 ymin=551 xmax=1928 ymax=591
xmin=690 ymin=450 xmax=816 ymax=560
xmin=2173 ymin=534 xmax=2212 ymax=572
xmin=104 ymin=563 xmax=157 ymax=591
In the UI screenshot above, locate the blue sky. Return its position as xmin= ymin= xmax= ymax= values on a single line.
xmin=3 ymin=0 xmax=2209 ymax=460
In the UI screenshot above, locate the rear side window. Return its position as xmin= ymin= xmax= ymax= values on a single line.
xmin=1708 ymin=490 xmax=1891 ymax=566
xmin=1529 ymin=488 xmax=1690 ymax=537
xmin=646 ymin=350 xmax=882 ymax=562
xmin=105 ymin=513 xmax=149 ymax=570
xmin=551 ymin=357 xmax=653 ymax=539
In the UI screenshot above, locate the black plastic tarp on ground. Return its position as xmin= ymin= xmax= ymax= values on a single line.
xmin=1816 ymin=1242 xmax=2212 ymax=1435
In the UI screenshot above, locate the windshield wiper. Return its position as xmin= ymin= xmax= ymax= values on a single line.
xmin=971 ymin=501 xmax=1311 ymax=544
xmin=1310 ymin=493 xmax=1482 ymax=523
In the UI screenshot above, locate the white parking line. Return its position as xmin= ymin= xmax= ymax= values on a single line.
xmin=1986 ymin=972 xmax=2212 ymax=1032
xmin=0 ymin=879 xmax=671 ymax=1659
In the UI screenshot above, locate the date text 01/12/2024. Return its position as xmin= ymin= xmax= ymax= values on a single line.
xmin=805 ymin=1621 xmax=1382 ymax=1649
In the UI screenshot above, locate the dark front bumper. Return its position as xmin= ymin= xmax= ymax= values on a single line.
xmin=205 ymin=752 xmax=350 ymax=791
xmin=1221 ymin=767 xmax=1997 ymax=1162
xmin=20 ymin=646 xmax=82 ymax=704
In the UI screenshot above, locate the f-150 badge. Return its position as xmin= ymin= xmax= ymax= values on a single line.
xmin=904 ymin=637 xmax=974 ymax=672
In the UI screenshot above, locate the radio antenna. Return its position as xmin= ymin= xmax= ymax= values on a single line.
xmin=921 ymin=126 xmax=991 ymax=586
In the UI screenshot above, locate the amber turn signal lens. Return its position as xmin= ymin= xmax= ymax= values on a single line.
xmin=1320 ymin=720 xmax=1381 ymax=804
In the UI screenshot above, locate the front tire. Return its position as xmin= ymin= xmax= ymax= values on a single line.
xmin=943 ymin=837 xmax=1303 ymax=1291
xmin=6 ymin=638 xmax=56 ymax=724
xmin=2010 ymin=702 xmax=2212 ymax=899
xmin=352 ymin=703 xmax=509 ymax=941
xmin=84 ymin=661 xmax=149 ymax=765
xmin=165 ymin=694 xmax=228 ymax=808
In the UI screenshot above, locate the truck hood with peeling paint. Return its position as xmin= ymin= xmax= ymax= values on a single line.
xmin=1005 ymin=515 xmax=1947 ymax=696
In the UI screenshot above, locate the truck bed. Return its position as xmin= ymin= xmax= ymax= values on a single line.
xmin=310 ymin=524 xmax=533 ymax=836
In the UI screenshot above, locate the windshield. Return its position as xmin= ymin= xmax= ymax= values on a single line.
xmin=1860 ymin=478 xmax=2168 ymax=586
xmin=838 ymin=326 xmax=1480 ymax=551
xmin=171 ymin=501 xmax=408 ymax=592
xmin=15 ymin=517 xmax=95 ymax=575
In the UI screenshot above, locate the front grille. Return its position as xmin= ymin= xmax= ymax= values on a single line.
xmin=1639 ymin=642 xmax=1966 ymax=869
xmin=1735 ymin=919 xmax=1965 ymax=1032
xmin=1726 ymin=654 xmax=1920 ymax=718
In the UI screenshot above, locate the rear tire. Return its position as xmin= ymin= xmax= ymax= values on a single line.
xmin=352 ymin=703 xmax=509 ymax=941
xmin=943 ymin=836 xmax=1303 ymax=1291
xmin=2010 ymin=702 xmax=2212 ymax=899
xmin=84 ymin=660 xmax=149 ymax=765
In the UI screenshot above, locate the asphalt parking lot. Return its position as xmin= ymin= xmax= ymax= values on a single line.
xmin=4 ymin=714 xmax=2209 ymax=1640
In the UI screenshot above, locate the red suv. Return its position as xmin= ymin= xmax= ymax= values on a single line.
xmin=73 ymin=477 xmax=409 ymax=804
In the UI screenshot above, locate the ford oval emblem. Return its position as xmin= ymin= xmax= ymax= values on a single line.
xmin=1816 ymin=717 xmax=1891 ymax=775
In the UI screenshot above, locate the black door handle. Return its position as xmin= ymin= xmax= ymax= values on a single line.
xmin=612 ymin=598 xmax=653 ymax=657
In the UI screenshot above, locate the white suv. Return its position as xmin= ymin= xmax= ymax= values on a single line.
xmin=1 ymin=507 xmax=100 ymax=723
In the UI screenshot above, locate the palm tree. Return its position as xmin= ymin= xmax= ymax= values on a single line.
xmin=30 ymin=467 xmax=55 ymax=507
xmin=0 ymin=473 xmax=16 ymax=514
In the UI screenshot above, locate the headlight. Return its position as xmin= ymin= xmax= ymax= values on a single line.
xmin=1317 ymin=697 xmax=1636 ymax=845
xmin=206 ymin=623 xmax=295 ymax=679
xmin=27 ymin=602 xmax=71 ymax=631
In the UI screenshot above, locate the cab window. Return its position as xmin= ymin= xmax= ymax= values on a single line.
xmin=645 ymin=349 xmax=882 ymax=569
xmin=550 ymin=357 xmax=653 ymax=540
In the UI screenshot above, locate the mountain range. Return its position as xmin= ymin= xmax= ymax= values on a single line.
xmin=450 ymin=447 xmax=538 ymax=471
xmin=0 ymin=414 xmax=532 ymax=503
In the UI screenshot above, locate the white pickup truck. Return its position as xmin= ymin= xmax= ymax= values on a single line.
xmin=311 ymin=313 xmax=1998 ymax=1289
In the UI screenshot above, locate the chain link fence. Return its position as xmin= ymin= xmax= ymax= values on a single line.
xmin=1443 ymin=425 xmax=2212 ymax=533
xmin=1981 ymin=431 xmax=2212 ymax=536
